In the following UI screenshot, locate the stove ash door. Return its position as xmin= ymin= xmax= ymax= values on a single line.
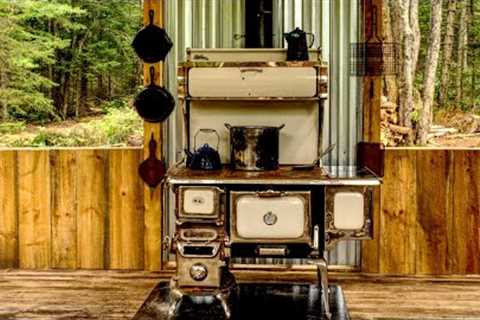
xmin=230 ymin=190 xmax=311 ymax=245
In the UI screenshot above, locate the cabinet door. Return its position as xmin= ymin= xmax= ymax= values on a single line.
xmin=325 ymin=186 xmax=374 ymax=249
xmin=188 ymin=67 xmax=317 ymax=98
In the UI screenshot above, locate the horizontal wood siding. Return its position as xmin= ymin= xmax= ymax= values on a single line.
xmin=0 ymin=148 xmax=479 ymax=275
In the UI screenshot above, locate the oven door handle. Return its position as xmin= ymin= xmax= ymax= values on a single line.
xmin=255 ymin=190 xmax=286 ymax=198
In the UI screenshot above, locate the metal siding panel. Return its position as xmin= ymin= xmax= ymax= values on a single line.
xmin=273 ymin=0 xmax=284 ymax=48
xmin=220 ymin=0 xmax=233 ymax=47
xmin=336 ymin=0 xmax=345 ymax=167
xmin=311 ymin=0 xmax=322 ymax=48
xmin=284 ymin=0 xmax=295 ymax=34
xmin=232 ymin=0 xmax=245 ymax=48
xmin=206 ymin=0 xmax=217 ymax=48
xmin=302 ymin=0 xmax=312 ymax=35
xmin=294 ymin=0 xmax=303 ymax=27
xmin=329 ymin=0 xmax=339 ymax=167
xmin=184 ymin=0 xmax=193 ymax=50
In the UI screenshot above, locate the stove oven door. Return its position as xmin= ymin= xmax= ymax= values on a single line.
xmin=230 ymin=190 xmax=313 ymax=258
xmin=325 ymin=186 xmax=373 ymax=249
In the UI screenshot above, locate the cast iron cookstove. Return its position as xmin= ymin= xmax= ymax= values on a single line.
xmin=134 ymin=49 xmax=382 ymax=320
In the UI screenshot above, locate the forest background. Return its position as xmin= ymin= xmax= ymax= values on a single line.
xmin=0 ymin=0 xmax=479 ymax=147
xmin=383 ymin=0 xmax=480 ymax=146
xmin=0 ymin=0 xmax=143 ymax=147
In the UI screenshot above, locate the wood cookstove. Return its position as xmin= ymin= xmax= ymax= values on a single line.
xmin=134 ymin=49 xmax=382 ymax=320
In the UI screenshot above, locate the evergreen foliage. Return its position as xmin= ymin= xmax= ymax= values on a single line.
xmin=0 ymin=0 xmax=142 ymax=122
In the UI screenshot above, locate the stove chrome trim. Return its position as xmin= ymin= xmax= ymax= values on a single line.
xmin=177 ymin=241 xmax=222 ymax=258
xmin=325 ymin=186 xmax=374 ymax=249
xmin=229 ymin=190 xmax=312 ymax=245
xmin=179 ymin=228 xmax=219 ymax=242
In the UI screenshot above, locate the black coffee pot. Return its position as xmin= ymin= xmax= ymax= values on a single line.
xmin=284 ymin=27 xmax=315 ymax=61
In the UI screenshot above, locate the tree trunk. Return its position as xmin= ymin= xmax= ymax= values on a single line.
xmin=382 ymin=0 xmax=398 ymax=104
xmin=108 ymin=75 xmax=112 ymax=99
xmin=62 ymin=73 xmax=71 ymax=119
xmin=96 ymin=75 xmax=105 ymax=100
xmin=0 ymin=69 xmax=7 ymax=121
xmin=438 ymin=0 xmax=457 ymax=106
xmin=48 ymin=19 xmax=55 ymax=101
xmin=417 ymin=0 xmax=443 ymax=144
xmin=53 ymin=71 xmax=66 ymax=118
xmin=456 ymin=0 xmax=469 ymax=104
xmin=393 ymin=0 xmax=415 ymax=142
xmin=79 ymin=62 xmax=88 ymax=118
xmin=410 ymin=0 xmax=420 ymax=78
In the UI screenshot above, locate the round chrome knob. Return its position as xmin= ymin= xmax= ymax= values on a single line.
xmin=263 ymin=211 xmax=278 ymax=226
xmin=190 ymin=263 xmax=208 ymax=281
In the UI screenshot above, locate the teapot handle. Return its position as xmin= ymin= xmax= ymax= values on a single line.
xmin=307 ymin=32 xmax=315 ymax=48
xmin=194 ymin=128 xmax=220 ymax=150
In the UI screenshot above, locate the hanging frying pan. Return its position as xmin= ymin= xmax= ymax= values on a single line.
xmin=132 ymin=9 xmax=173 ymax=63
xmin=138 ymin=134 xmax=166 ymax=188
xmin=134 ymin=66 xmax=175 ymax=123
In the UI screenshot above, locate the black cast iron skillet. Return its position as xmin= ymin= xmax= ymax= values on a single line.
xmin=134 ymin=66 xmax=175 ymax=123
xmin=132 ymin=10 xmax=173 ymax=63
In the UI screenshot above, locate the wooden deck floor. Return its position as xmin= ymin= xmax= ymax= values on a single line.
xmin=0 ymin=270 xmax=480 ymax=319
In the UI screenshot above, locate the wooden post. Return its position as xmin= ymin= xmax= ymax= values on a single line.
xmin=143 ymin=0 xmax=164 ymax=271
xmin=361 ymin=0 xmax=383 ymax=273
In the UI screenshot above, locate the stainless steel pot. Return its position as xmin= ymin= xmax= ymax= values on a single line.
xmin=225 ymin=123 xmax=285 ymax=171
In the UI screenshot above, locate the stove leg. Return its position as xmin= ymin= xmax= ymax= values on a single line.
xmin=168 ymin=279 xmax=184 ymax=319
xmin=216 ymin=291 xmax=232 ymax=319
xmin=316 ymin=259 xmax=331 ymax=320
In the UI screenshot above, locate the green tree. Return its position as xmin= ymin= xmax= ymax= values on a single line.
xmin=0 ymin=0 xmax=83 ymax=121
xmin=0 ymin=0 xmax=141 ymax=122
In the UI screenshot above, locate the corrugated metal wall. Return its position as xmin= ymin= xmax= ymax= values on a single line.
xmin=164 ymin=0 xmax=363 ymax=267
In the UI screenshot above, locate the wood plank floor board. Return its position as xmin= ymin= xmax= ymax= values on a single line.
xmin=0 ymin=271 xmax=480 ymax=319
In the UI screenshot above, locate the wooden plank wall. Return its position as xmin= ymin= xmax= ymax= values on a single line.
xmin=0 ymin=148 xmax=479 ymax=274
xmin=363 ymin=148 xmax=480 ymax=275
xmin=0 ymin=148 xmax=151 ymax=271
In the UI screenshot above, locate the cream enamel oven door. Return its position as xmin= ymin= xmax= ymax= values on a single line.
xmin=325 ymin=186 xmax=373 ymax=249
xmin=188 ymin=67 xmax=317 ymax=98
xmin=230 ymin=191 xmax=311 ymax=244
xmin=177 ymin=186 xmax=224 ymax=222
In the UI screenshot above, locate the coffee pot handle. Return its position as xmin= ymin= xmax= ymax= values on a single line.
xmin=307 ymin=32 xmax=315 ymax=48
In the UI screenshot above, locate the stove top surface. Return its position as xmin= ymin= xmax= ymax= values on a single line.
xmin=167 ymin=165 xmax=380 ymax=186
